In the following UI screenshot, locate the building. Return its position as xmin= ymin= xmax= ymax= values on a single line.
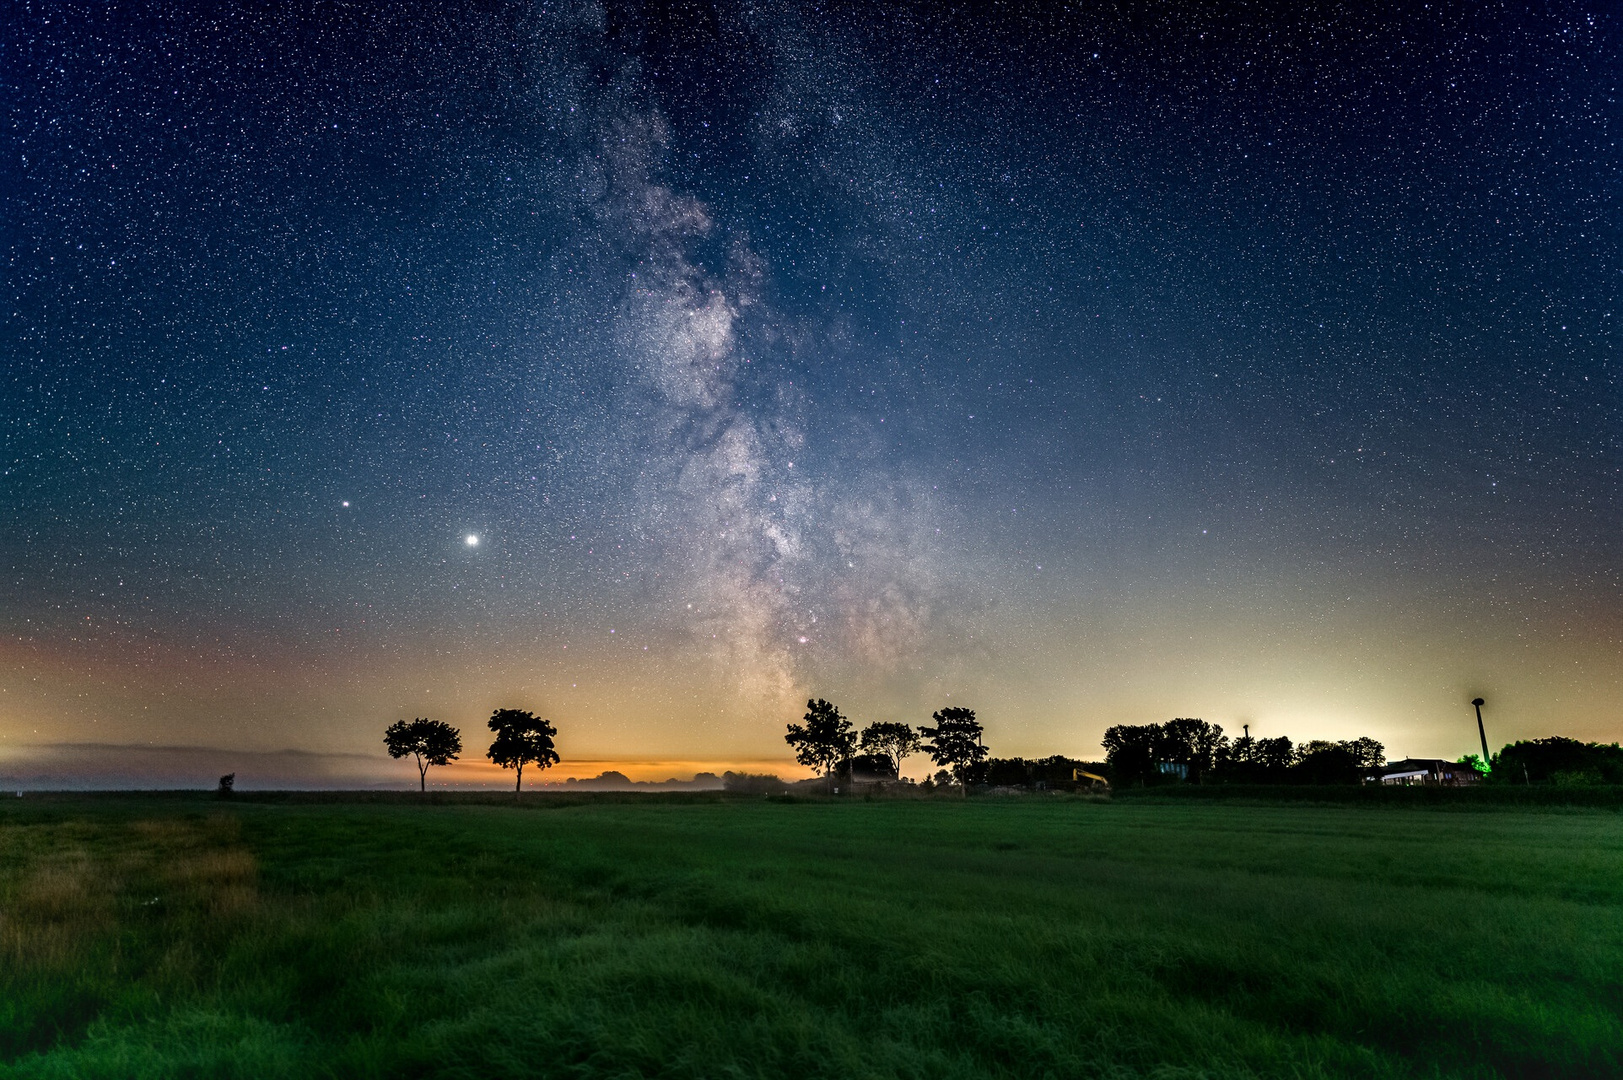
xmin=1378 ymin=759 xmax=1481 ymax=787
xmin=843 ymin=755 xmax=900 ymax=789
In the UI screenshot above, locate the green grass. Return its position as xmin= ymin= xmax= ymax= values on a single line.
xmin=2 ymin=795 xmax=1619 ymax=1078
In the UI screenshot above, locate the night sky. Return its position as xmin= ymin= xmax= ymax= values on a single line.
xmin=5 ymin=1 xmax=1618 ymax=786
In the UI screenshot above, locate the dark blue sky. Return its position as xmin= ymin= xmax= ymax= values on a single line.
xmin=4 ymin=0 xmax=1618 ymax=782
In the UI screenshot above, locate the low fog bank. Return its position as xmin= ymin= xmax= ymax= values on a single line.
xmin=0 ymin=745 xmax=734 ymax=791
xmin=552 ymin=771 xmax=725 ymax=791
xmin=0 ymin=743 xmax=425 ymax=790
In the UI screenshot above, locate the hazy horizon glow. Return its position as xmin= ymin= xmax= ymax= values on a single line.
xmin=5 ymin=1 xmax=1618 ymax=786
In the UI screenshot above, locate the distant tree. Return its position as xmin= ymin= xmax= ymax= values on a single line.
xmin=1283 ymin=738 xmax=1383 ymax=784
xmin=216 ymin=773 xmax=235 ymax=797
xmin=918 ymin=707 xmax=987 ymax=794
xmin=1030 ymin=755 xmax=1107 ymax=790
xmin=384 ymin=717 xmax=464 ymax=791
xmin=563 ymin=770 xmax=634 ymax=790
xmin=1213 ymin=733 xmax=1379 ymax=785
xmin=1289 ymin=743 xmax=1363 ymax=785
xmin=981 ymin=757 xmax=1033 ymax=787
xmin=1212 ymin=733 xmax=1298 ymax=784
xmin=1156 ymin=718 xmax=1227 ymax=783
xmin=486 ymin=709 xmax=559 ymax=794
xmin=1217 ymin=733 xmax=1254 ymax=779
xmin=978 ymin=755 xmax=1111 ymax=788
xmin=1457 ymin=754 xmax=1489 ymax=777
xmin=1293 ymin=739 xmax=1337 ymax=763
xmin=1491 ymin=737 xmax=1623 ymax=786
xmin=859 ymin=721 xmax=922 ymax=779
xmin=1102 ymin=724 xmax=1159 ymax=786
xmin=1342 ymin=737 xmax=1386 ymax=771
xmin=785 ymin=699 xmax=856 ymax=791
xmin=1253 ymin=736 xmax=1295 ymax=773
xmin=723 ymin=771 xmax=788 ymax=795
xmin=840 ymin=753 xmax=899 ymax=784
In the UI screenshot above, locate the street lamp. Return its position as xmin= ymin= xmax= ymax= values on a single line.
xmin=1471 ymin=697 xmax=1490 ymax=767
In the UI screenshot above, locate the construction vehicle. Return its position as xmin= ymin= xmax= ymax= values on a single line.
xmin=1072 ymin=768 xmax=1110 ymax=790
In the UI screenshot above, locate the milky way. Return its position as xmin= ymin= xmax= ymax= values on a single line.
xmin=4 ymin=1 xmax=1618 ymax=784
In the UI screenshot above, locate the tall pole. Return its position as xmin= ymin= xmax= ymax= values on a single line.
xmin=1472 ymin=697 xmax=1490 ymax=766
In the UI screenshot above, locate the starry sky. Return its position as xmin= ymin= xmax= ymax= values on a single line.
xmin=4 ymin=0 xmax=1618 ymax=786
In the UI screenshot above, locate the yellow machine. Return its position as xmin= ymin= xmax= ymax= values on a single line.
xmin=1072 ymin=768 xmax=1109 ymax=789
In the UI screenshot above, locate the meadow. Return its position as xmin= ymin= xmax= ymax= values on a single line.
xmin=1 ymin=793 xmax=1619 ymax=1079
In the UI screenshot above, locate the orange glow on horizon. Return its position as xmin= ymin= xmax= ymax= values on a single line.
xmin=432 ymin=758 xmax=808 ymax=785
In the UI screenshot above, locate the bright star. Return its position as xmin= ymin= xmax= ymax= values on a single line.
xmin=465 ymin=534 xmax=479 ymax=547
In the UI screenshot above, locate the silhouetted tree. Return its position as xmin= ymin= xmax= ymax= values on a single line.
xmin=1216 ymin=735 xmax=1294 ymax=782
xmin=785 ymin=699 xmax=856 ymax=792
xmin=859 ymin=721 xmax=922 ymax=779
xmin=1218 ymin=733 xmax=1254 ymax=777
xmin=1289 ymin=742 xmax=1364 ymax=785
xmin=1491 ymin=737 xmax=1623 ymax=785
xmin=919 ymin=707 xmax=987 ymax=794
xmin=1030 ymin=755 xmax=1107 ymax=790
xmin=1156 ymin=718 xmax=1227 ymax=783
xmin=723 ymin=771 xmax=788 ymax=795
xmin=216 ymin=773 xmax=235 ymax=797
xmin=839 ymin=753 xmax=899 ymax=784
xmin=1102 ymin=724 xmax=1159 ymax=786
xmin=1293 ymin=739 xmax=1338 ymax=761
xmin=1212 ymin=733 xmax=1379 ymax=785
xmin=1343 ymin=737 xmax=1386 ymax=771
xmin=1253 ymin=736 xmax=1295 ymax=773
xmin=974 ymin=757 xmax=1109 ymax=789
xmin=980 ymin=757 xmax=1033 ymax=787
xmin=384 ymin=717 xmax=464 ymax=791
xmin=486 ymin=708 xmax=559 ymax=794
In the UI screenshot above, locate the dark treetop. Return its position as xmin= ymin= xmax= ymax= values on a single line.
xmin=785 ymin=699 xmax=857 ymax=785
xmin=384 ymin=717 xmax=464 ymax=791
xmin=486 ymin=709 xmax=560 ymax=793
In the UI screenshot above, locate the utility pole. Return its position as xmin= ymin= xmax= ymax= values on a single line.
xmin=1471 ymin=698 xmax=1490 ymax=767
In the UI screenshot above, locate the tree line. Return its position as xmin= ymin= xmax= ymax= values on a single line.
xmin=784 ymin=699 xmax=989 ymax=793
xmin=780 ymin=701 xmax=1397 ymax=793
xmin=1488 ymin=737 xmax=1623 ymax=786
xmin=385 ymin=702 xmax=1623 ymax=794
xmin=1101 ymin=719 xmax=1387 ymax=786
xmin=383 ymin=709 xmax=558 ymax=792
xmin=1100 ymin=722 xmax=1623 ymax=788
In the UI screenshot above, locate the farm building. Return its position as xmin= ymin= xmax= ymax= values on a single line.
xmin=1377 ymin=759 xmax=1481 ymax=786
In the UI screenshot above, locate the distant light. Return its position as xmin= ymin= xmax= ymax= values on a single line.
xmin=341 ymin=501 xmax=349 ymax=507
xmin=465 ymin=534 xmax=479 ymax=547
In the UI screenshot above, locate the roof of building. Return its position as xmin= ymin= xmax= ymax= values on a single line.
xmin=1382 ymin=758 xmax=1470 ymax=773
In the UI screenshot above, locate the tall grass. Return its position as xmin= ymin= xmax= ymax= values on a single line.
xmin=1 ymin=796 xmax=1619 ymax=1078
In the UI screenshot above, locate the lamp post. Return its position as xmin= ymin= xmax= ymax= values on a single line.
xmin=1471 ymin=697 xmax=1490 ymax=767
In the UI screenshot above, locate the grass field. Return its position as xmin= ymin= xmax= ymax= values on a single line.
xmin=1 ymin=794 xmax=1619 ymax=1078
